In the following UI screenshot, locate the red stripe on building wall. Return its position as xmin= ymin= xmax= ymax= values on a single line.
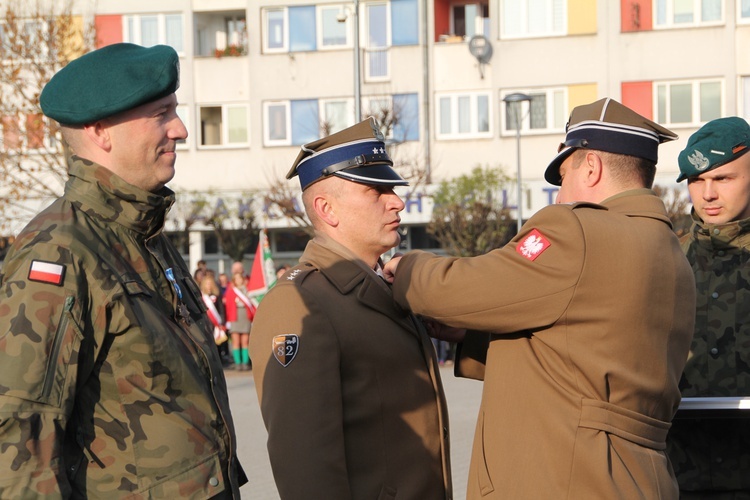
xmin=622 ymin=81 xmax=654 ymax=120
xmin=434 ymin=0 xmax=450 ymax=42
xmin=95 ymin=15 xmax=123 ymax=48
xmin=621 ymin=0 xmax=652 ymax=32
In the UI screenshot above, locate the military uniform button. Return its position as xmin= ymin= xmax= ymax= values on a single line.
xmin=713 ymin=228 xmax=720 ymax=235
xmin=711 ymin=292 xmax=719 ymax=299
xmin=209 ymin=477 xmax=219 ymax=487
xmin=715 ymin=457 xmax=723 ymax=464
xmin=710 ymin=347 xmax=719 ymax=356
xmin=717 ymin=250 xmax=725 ymax=256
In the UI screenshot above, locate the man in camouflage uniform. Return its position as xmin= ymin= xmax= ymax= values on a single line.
xmin=0 ymin=43 xmax=246 ymax=497
xmin=667 ymin=116 xmax=750 ymax=498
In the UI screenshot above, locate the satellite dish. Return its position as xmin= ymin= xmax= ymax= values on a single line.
xmin=468 ymin=35 xmax=492 ymax=78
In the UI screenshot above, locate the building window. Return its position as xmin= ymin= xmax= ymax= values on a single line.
xmin=263 ymin=1 xmax=415 ymax=56
xmin=198 ymin=104 xmax=249 ymax=148
xmin=321 ymin=98 xmax=354 ymax=135
xmin=265 ymin=9 xmax=286 ymax=51
xmin=263 ymin=6 xmax=316 ymax=53
xmin=739 ymin=0 xmax=750 ymax=22
xmin=365 ymin=2 xmax=390 ymax=81
xmin=436 ymin=91 xmax=492 ymax=139
xmin=654 ymin=0 xmax=722 ymax=28
xmin=501 ymin=0 xmax=565 ymax=39
xmin=391 ymin=0 xmax=419 ymax=45
xmin=452 ymin=3 xmax=490 ymax=39
xmin=264 ymin=102 xmax=291 ymax=146
xmin=363 ymin=94 xmax=420 ymax=142
xmin=741 ymin=77 xmax=750 ymax=121
xmin=318 ymin=5 xmax=350 ymax=48
xmin=656 ymin=80 xmax=722 ymax=126
xmin=195 ymin=13 xmax=247 ymax=57
xmin=124 ymin=14 xmax=184 ymax=53
xmin=501 ymin=89 xmax=566 ymax=135
xmin=1 ymin=114 xmax=56 ymax=152
xmin=1 ymin=115 xmax=21 ymax=151
xmin=263 ymin=99 xmax=319 ymax=147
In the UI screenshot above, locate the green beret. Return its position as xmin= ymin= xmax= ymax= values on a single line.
xmin=677 ymin=117 xmax=750 ymax=181
xmin=40 ymin=43 xmax=179 ymax=125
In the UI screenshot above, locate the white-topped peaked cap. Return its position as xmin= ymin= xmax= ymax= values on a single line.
xmin=544 ymin=98 xmax=678 ymax=186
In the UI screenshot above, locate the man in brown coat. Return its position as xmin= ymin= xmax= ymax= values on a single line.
xmin=249 ymin=118 xmax=452 ymax=499
xmin=385 ymin=98 xmax=695 ymax=499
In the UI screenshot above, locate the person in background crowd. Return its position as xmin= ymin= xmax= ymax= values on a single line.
xmin=224 ymin=272 xmax=254 ymax=371
xmin=0 ymin=43 xmax=245 ymax=497
xmin=667 ymin=116 xmax=750 ymax=498
xmin=250 ymin=118 xmax=452 ymax=499
xmin=202 ymin=269 xmax=231 ymax=367
xmin=231 ymin=260 xmax=248 ymax=280
xmin=385 ymin=98 xmax=695 ymax=499
xmin=218 ymin=272 xmax=229 ymax=294
xmin=275 ymin=264 xmax=290 ymax=280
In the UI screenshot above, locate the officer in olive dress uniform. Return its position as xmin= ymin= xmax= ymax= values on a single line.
xmin=385 ymin=98 xmax=695 ymax=499
xmin=0 ymin=44 xmax=246 ymax=497
xmin=249 ymin=118 xmax=452 ymax=499
xmin=667 ymin=117 xmax=750 ymax=498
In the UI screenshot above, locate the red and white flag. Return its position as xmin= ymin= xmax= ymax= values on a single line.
xmin=28 ymin=260 xmax=65 ymax=286
xmin=247 ymin=229 xmax=276 ymax=301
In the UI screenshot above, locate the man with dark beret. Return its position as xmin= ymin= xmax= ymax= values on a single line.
xmin=667 ymin=117 xmax=750 ymax=498
xmin=249 ymin=117 xmax=452 ymax=499
xmin=384 ymin=98 xmax=695 ymax=498
xmin=0 ymin=43 xmax=246 ymax=498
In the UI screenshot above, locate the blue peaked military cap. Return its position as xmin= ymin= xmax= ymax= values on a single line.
xmin=40 ymin=43 xmax=180 ymax=125
xmin=287 ymin=117 xmax=408 ymax=191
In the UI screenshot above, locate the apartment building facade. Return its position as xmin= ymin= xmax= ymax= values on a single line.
xmin=6 ymin=0 xmax=750 ymax=268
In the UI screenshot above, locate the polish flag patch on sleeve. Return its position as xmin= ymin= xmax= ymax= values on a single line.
xmin=516 ymin=229 xmax=551 ymax=261
xmin=28 ymin=260 xmax=66 ymax=286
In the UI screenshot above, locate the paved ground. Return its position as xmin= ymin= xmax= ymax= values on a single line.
xmin=227 ymin=364 xmax=484 ymax=499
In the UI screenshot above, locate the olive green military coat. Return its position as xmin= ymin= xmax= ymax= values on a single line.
xmin=250 ymin=234 xmax=452 ymax=499
xmin=393 ymin=189 xmax=695 ymax=499
xmin=0 ymin=158 xmax=245 ymax=498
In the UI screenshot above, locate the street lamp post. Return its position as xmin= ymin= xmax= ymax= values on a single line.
xmin=353 ymin=0 xmax=361 ymax=122
xmin=339 ymin=0 xmax=361 ymax=122
xmin=502 ymin=93 xmax=531 ymax=234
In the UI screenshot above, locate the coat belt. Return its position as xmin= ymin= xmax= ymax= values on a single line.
xmin=578 ymin=399 xmax=671 ymax=450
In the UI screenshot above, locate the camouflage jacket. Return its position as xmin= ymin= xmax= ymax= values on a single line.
xmin=0 ymin=157 xmax=245 ymax=499
xmin=667 ymin=211 xmax=750 ymax=492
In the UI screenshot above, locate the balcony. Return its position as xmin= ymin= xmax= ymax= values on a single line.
xmin=193 ymin=10 xmax=247 ymax=58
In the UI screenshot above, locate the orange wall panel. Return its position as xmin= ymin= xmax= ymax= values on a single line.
xmin=95 ymin=15 xmax=122 ymax=48
xmin=622 ymin=81 xmax=653 ymax=120
xmin=621 ymin=0 xmax=652 ymax=32
xmin=434 ymin=0 xmax=450 ymax=41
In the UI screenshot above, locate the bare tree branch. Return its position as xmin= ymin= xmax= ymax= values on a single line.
xmin=653 ymin=185 xmax=692 ymax=237
xmin=0 ymin=0 xmax=95 ymax=234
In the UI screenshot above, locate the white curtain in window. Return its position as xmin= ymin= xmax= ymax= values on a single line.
xmin=227 ymin=107 xmax=248 ymax=144
xmin=165 ymin=15 xmax=183 ymax=52
xmin=140 ymin=16 xmax=159 ymax=47
xmin=699 ymin=81 xmax=721 ymax=122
